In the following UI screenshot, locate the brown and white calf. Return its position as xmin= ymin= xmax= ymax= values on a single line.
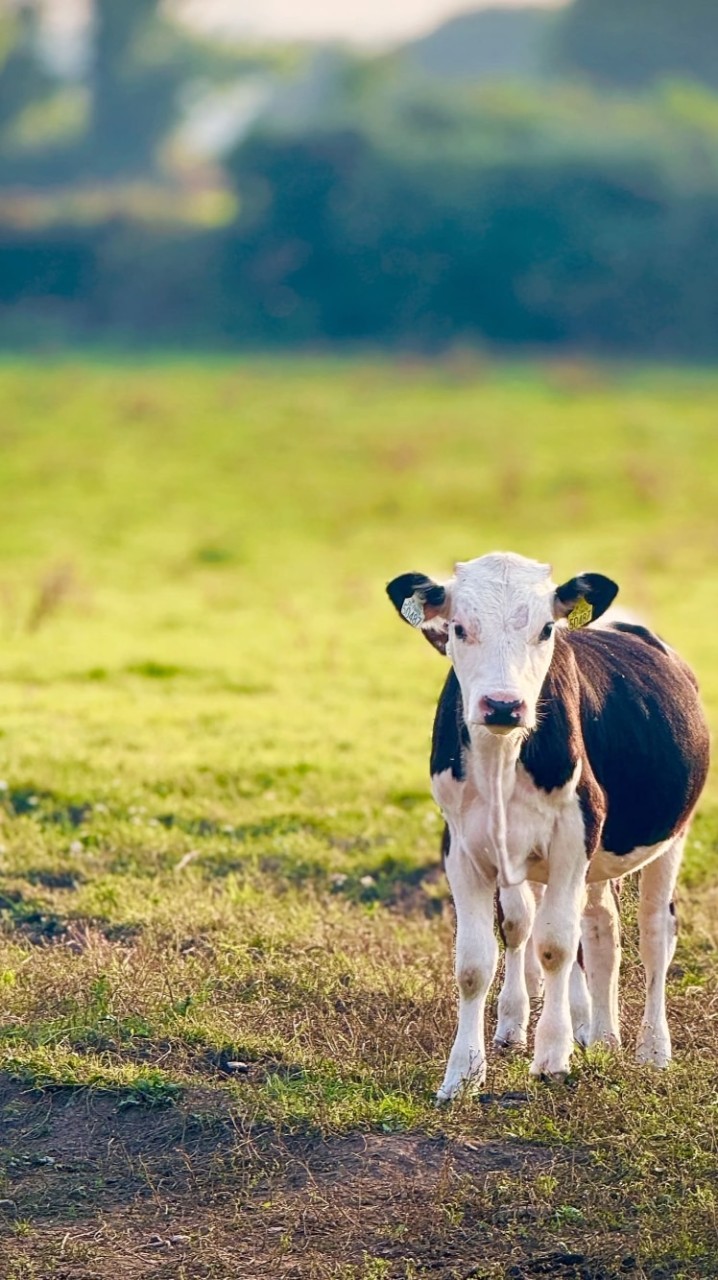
xmin=387 ymin=552 xmax=709 ymax=1102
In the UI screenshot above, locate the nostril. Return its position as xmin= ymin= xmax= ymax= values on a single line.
xmin=479 ymin=695 xmax=526 ymax=724
xmin=485 ymin=696 xmax=521 ymax=713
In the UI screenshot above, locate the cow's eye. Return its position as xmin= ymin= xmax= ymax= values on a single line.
xmin=453 ymin=623 xmax=467 ymax=641
xmin=539 ymin=622 xmax=554 ymax=643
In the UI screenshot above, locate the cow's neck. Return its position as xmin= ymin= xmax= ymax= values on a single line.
xmin=467 ymin=726 xmax=523 ymax=783
xmin=467 ymin=727 xmax=524 ymax=887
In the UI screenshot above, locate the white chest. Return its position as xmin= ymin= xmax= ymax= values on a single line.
xmin=432 ymin=760 xmax=580 ymax=885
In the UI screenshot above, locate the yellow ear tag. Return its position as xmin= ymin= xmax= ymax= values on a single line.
xmin=567 ymin=596 xmax=593 ymax=630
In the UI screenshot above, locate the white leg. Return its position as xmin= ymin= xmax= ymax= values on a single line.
xmin=525 ymin=938 xmax=544 ymax=1002
xmin=636 ymin=837 xmax=683 ymax=1068
xmin=438 ymin=844 xmax=497 ymax=1103
xmin=582 ymin=880 xmax=621 ymax=1046
xmin=569 ymin=958 xmax=592 ymax=1048
xmin=524 ymin=883 xmax=545 ymax=1000
xmin=530 ymin=806 xmax=587 ymax=1079
xmin=495 ymin=882 xmax=536 ymax=1050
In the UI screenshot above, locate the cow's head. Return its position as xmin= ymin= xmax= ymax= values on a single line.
xmin=387 ymin=553 xmax=618 ymax=735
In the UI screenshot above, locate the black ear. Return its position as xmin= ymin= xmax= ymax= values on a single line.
xmin=554 ymin=573 xmax=619 ymax=629
xmin=386 ymin=572 xmax=449 ymax=655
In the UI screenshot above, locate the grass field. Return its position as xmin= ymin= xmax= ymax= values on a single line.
xmin=0 ymin=356 xmax=716 ymax=1279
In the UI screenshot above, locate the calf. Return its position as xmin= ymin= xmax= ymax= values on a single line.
xmin=387 ymin=552 xmax=709 ymax=1102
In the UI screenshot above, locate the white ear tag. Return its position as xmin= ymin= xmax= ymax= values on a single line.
xmin=401 ymin=595 xmax=424 ymax=627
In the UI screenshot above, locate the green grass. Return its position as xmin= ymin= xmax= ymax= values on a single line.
xmin=0 ymin=355 xmax=716 ymax=1278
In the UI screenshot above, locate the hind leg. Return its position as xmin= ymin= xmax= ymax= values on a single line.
xmin=524 ymin=883 xmax=545 ymax=1001
xmin=569 ymin=955 xmax=592 ymax=1048
xmin=636 ymin=837 xmax=684 ymax=1068
xmin=494 ymin=882 xmax=537 ymax=1050
xmin=582 ymin=880 xmax=622 ymax=1047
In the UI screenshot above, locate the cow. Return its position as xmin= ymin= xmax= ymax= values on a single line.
xmin=386 ymin=552 xmax=709 ymax=1103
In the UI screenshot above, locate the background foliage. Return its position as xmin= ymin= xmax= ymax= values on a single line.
xmin=2 ymin=0 xmax=718 ymax=354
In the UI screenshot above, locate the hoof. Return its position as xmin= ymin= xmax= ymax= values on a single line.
xmin=436 ymin=1074 xmax=484 ymax=1104
xmin=493 ymin=1035 xmax=527 ymax=1055
xmin=436 ymin=1078 xmax=476 ymax=1105
xmin=636 ymin=1023 xmax=671 ymax=1069
xmin=636 ymin=1053 xmax=670 ymax=1069
xmin=529 ymin=1046 xmax=573 ymax=1079
xmin=531 ymin=1068 xmax=569 ymax=1084
xmin=436 ymin=1053 xmax=486 ymax=1104
xmin=592 ymin=1031 xmax=621 ymax=1051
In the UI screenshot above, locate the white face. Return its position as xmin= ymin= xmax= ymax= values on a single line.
xmin=445 ymin=553 xmax=557 ymax=734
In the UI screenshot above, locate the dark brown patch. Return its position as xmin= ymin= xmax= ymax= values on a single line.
xmin=431 ymin=667 xmax=469 ymax=780
xmin=577 ymin=769 xmax=606 ymax=856
xmin=422 ymin=620 xmax=450 ymax=655
xmin=569 ymin=627 xmax=709 ymax=854
xmin=523 ymin=627 xmax=709 ymax=858
xmin=520 ymin=638 xmax=606 ymax=857
xmin=496 ymin=888 xmax=507 ymax=947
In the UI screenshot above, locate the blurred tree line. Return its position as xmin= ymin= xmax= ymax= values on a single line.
xmin=226 ymin=84 xmax=718 ymax=354
xmin=1 ymin=0 xmax=718 ymax=354
xmin=0 ymin=0 xmax=268 ymax=181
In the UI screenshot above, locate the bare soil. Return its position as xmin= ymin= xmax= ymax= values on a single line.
xmin=0 ymin=1078 xmax=568 ymax=1280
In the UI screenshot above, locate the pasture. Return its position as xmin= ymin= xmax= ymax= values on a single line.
xmin=0 ymin=356 xmax=716 ymax=1279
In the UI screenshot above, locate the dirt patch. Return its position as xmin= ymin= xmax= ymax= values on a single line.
xmin=0 ymin=1076 xmax=546 ymax=1210
xmin=282 ymin=1129 xmax=546 ymax=1190
xmin=0 ymin=1076 xmax=557 ymax=1279
xmin=0 ymin=1080 xmax=691 ymax=1279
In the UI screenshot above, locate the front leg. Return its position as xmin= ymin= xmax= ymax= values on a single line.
xmin=531 ymin=803 xmax=587 ymax=1079
xmin=438 ymin=839 xmax=498 ymax=1103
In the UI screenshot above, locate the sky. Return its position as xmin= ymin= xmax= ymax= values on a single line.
xmin=34 ymin=0 xmax=564 ymax=77
xmin=174 ymin=0 xmax=563 ymax=46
